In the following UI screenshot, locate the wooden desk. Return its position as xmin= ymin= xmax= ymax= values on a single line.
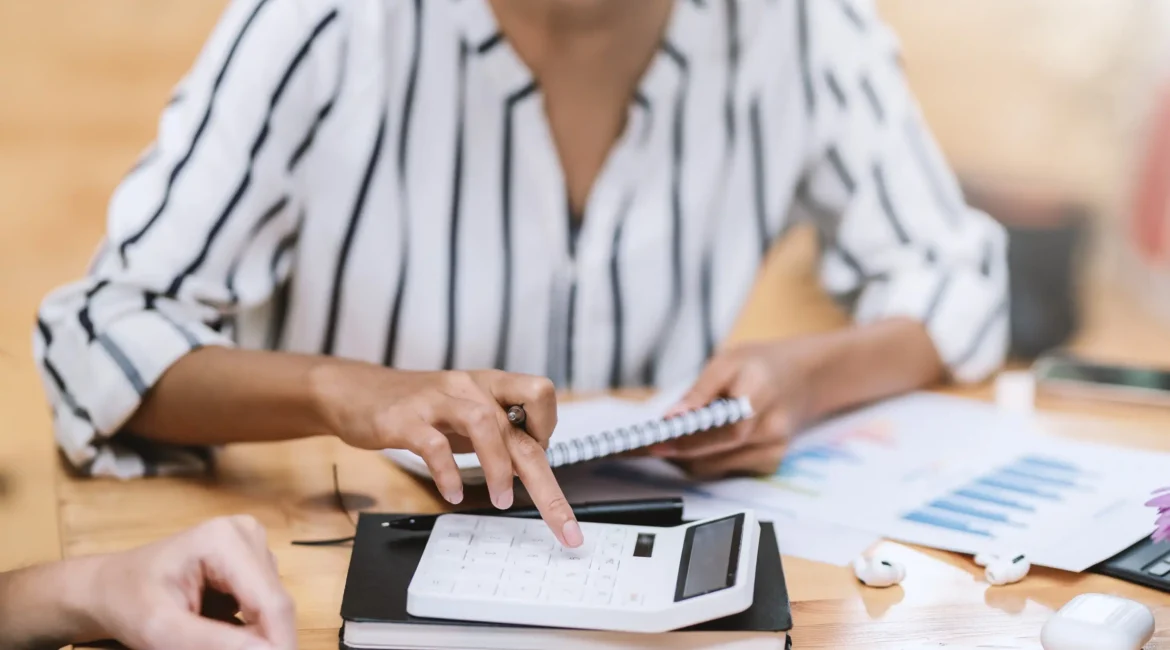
xmin=4 ymin=2 xmax=1170 ymax=647
xmin=43 ymin=233 xmax=1170 ymax=649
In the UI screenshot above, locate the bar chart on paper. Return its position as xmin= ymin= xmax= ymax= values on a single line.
xmin=761 ymin=422 xmax=898 ymax=497
xmin=697 ymin=393 xmax=1170 ymax=571
xmin=894 ymin=453 xmax=1112 ymax=551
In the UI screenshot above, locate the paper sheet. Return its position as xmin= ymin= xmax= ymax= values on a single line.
xmin=697 ymin=393 xmax=1168 ymax=572
xmin=551 ymin=385 xmax=689 ymax=447
xmin=556 ymin=459 xmax=880 ymax=567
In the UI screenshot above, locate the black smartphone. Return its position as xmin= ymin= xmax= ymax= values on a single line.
xmin=1033 ymin=355 xmax=1170 ymax=407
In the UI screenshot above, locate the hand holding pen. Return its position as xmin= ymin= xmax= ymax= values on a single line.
xmin=310 ymin=365 xmax=582 ymax=547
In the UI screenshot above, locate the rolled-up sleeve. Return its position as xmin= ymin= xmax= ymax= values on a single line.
xmin=795 ymin=0 xmax=1009 ymax=383
xmin=33 ymin=0 xmax=345 ymax=478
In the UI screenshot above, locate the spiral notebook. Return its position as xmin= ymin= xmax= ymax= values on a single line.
xmin=383 ymin=392 xmax=754 ymax=483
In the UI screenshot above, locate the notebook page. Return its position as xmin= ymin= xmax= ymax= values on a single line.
xmin=550 ymin=384 xmax=689 ymax=446
xmin=551 ymin=399 xmax=661 ymax=446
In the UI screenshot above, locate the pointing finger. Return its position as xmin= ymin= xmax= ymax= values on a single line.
xmin=505 ymin=430 xmax=582 ymax=548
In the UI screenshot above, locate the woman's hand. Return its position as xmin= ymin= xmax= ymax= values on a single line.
xmin=649 ymin=342 xmax=813 ymax=478
xmin=650 ymin=321 xmax=947 ymax=478
xmin=311 ymin=364 xmax=583 ymax=547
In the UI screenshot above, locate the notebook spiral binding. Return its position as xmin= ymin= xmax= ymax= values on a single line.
xmin=544 ymin=396 xmax=754 ymax=468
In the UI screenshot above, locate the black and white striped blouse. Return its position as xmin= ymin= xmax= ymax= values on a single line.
xmin=35 ymin=0 xmax=1009 ymax=478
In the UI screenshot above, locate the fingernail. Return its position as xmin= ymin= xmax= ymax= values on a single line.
xmin=493 ymin=488 xmax=513 ymax=510
xmin=651 ymin=445 xmax=675 ymax=458
xmin=562 ymin=520 xmax=584 ymax=548
xmin=445 ymin=489 xmax=464 ymax=505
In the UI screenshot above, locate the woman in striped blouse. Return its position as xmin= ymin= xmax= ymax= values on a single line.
xmin=36 ymin=0 xmax=1008 ymax=546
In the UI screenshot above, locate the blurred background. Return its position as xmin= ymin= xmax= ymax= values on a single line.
xmin=2 ymin=0 xmax=1169 ymax=567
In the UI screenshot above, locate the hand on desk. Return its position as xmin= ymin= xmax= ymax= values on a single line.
xmin=0 ymin=516 xmax=295 ymax=650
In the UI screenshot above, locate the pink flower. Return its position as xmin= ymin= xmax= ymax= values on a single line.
xmin=1145 ymin=490 xmax=1170 ymax=542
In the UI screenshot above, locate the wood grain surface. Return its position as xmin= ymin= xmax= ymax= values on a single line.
xmin=3 ymin=2 xmax=1170 ymax=648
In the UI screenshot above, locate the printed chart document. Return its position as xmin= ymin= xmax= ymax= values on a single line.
xmin=694 ymin=393 xmax=1167 ymax=572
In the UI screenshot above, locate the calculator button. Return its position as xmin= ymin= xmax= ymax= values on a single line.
xmin=588 ymin=573 xmax=616 ymax=590
xmin=456 ymin=580 xmax=499 ymax=597
xmin=459 ymin=565 xmax=503 ymax=580
xmin=467 ymin=548 xmax=508 ymax=564
xmin=519 ymin=529 xmax=555 ymax=544
xmin=475 ymin=533 xmax=514 ymax=548
xmin=437 ymin=530 xmax=472 ymax=545
xmin=524 ymin=521 xmax=556 ymax=536
xmin=438 ymin=515 xmax=479 ymax=532
xmin=598 ymin=541 xmax=624 ymax=558
xmin=590 ymin=557 xmax=620 ymax=574
xmin=544 ymin=584 xmax=584 ymax=603
xmin=616 ymin=590 xmax=644 ymax=607
xmin=508 ymin=550 xmax=550 ymax=568
xmin=557 ymin=546 xmax=591 ymax=558
xmin=430 ymin=543 xmax=468 ymax=562
xmin=604 ymin=529 xmax=627 ymax=543
xmin=576 ymin=521 xmax=603 ymax=534
xmin=480 ymin=520 xmax=518 ymax=534
xmin=550 ymin=568 xmax=589 ymax=585
xmin=511 ymin=567 xmax=546 ymax=584
xmin=502 ymin=582 xmax=542 ymax=600
xmin=585 ymin=588 xmax=614 ymax=606
xmin=552 ymin=554 xmax=590 ymax=569
xmin=518 ymin=539 xmax=554 ymax=552
xmin=414 ymin=577 xmax=455 ymax=595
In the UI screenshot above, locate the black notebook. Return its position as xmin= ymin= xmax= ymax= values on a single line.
xmin=339 ymin=513 xmax=792 ymax=650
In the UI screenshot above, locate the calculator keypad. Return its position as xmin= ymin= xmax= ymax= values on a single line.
xmin=413 ymin=515 xmax=641 ymax=608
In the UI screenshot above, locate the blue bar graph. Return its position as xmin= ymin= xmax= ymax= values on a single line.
xmin=1018 ymin=455 xmax=1081 ymax=473
xmin=999 ymin=466 xmax=1080 ymax=488
xmin=928 ymin=500 xmax=1021 ymax=525
xmin=903 ymin=511 xmax=993 ymax=537
xmin=953 ymin=489 xmax=1036 ymax=512
xmin=903 ymin=455 xmax=1092 ymax=540
xmin=772 ymin=443 xmax=862 ymax=486
xmin=774 ymin=465 xmax=824 ymax=481
xmin=975 ymin=477 xmax=1061 ymax=500
xmin=783 ymin=446 xmax=858 ymax=464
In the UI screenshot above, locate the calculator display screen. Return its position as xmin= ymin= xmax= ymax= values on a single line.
xmin=674 ymin=514 xmax=745 ymax=601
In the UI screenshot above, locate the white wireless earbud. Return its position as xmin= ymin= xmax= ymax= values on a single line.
xmin=852 ymin=556 xmax=906 ymax=588
xmin=985 ymin=553 xmax=1030 ymax=586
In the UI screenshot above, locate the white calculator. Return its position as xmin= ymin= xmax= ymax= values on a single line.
xmin=406 ymin=510 xmax=760 ymax=633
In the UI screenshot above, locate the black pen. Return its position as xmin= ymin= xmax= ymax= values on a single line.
xmin=386 ymin=497 xmax=684 ymax=531
xmin=506 ymin=404 xmax=527 ymax=431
